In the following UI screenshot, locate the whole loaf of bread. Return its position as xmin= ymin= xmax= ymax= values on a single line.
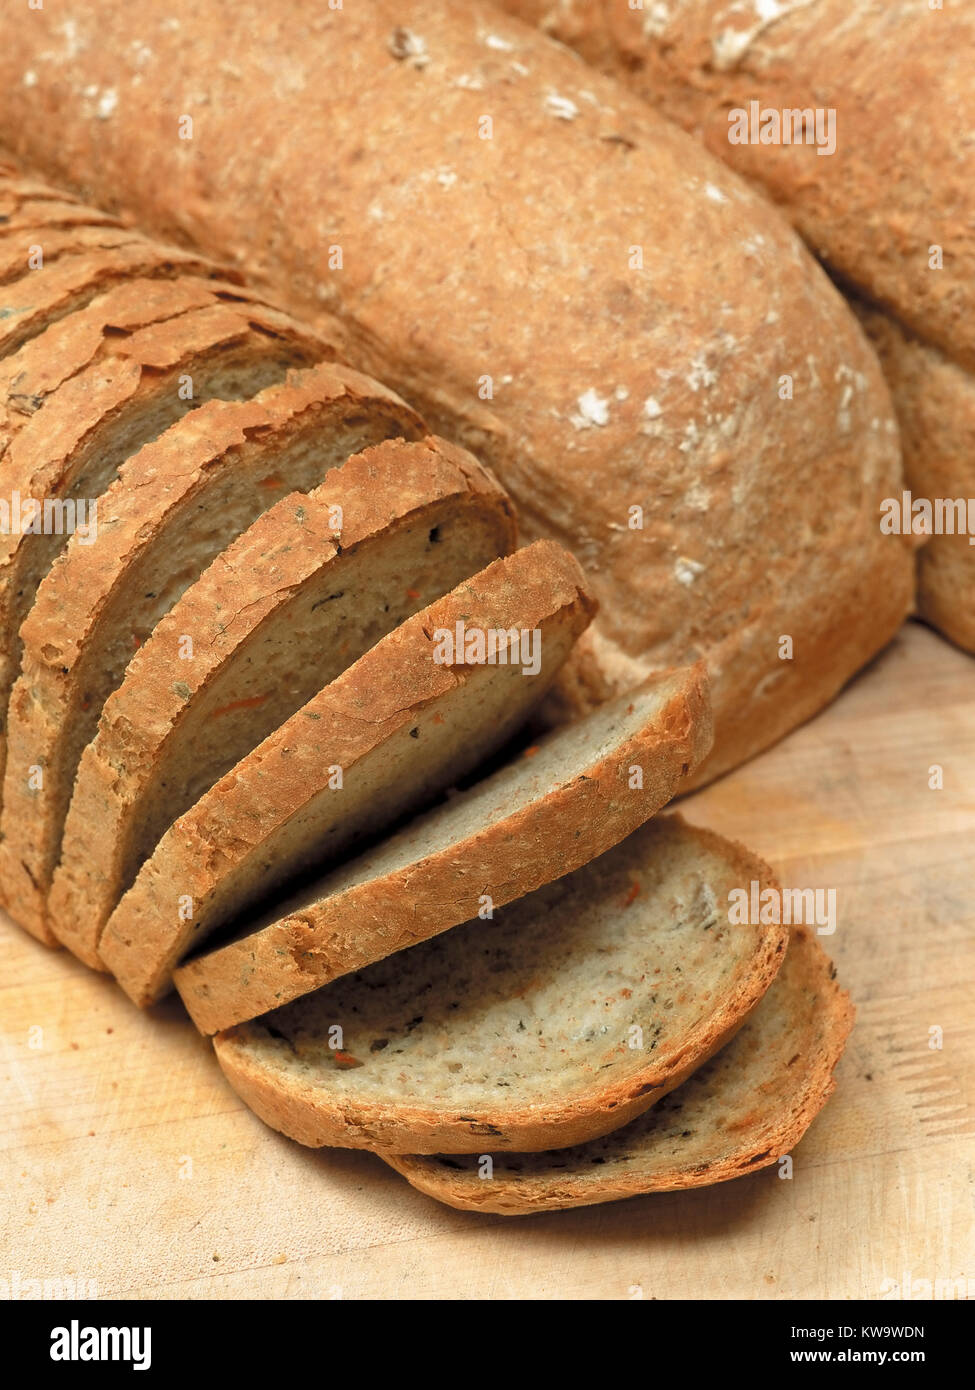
xmin=0 ymin=0 xmax=913 ymax=778
xmin=500 ymin=0 xmax=975 ymax=652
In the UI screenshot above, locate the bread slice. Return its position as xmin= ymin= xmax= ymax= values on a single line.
xmin=0 ymin=241 xmax=229 ymax=358
xmin=176 ymin=667 xmax=713 ymax=1033
xmin=99 ymin=541 xmax=594 ymax=1003
xmin=2 ymin=371 xmax=427 ymax=944
xmin=0 ymin=283 xmax=325 ymax=938
xmin=48 ymin=435 xmax=514 ymax=964
xmin=385 ymin=923 xmax=854 ymax=1213
xmin=212 ymin=816 xmax=787 ymax=1153
xmin=0 ymin=225 xmax=148 ymax=285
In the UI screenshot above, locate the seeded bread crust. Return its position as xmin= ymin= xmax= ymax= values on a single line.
xmin=0 ymin=0 xmax=913 ymax=783
xmin=100 ymin=541 xmax=595 ymax=1003
xmin=49 ymin=433 xmax=514 ymax=966
xmin=385 ymin=923 xmax=854 ymax=1213
xmin=176 ymin=666 xmax=712 ymax=1033
xmin=0 ymin=287 xmax=327 ymax=939
xmin=6 ymin=368 xmax=425 ymax=948
xmin=212 ymin=816 xmax=787 ymax=1153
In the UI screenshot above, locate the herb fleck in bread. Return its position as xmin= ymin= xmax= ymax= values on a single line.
xmin=213 ymin=816 xmax=787 ymax=1153
xmin=99 ymin=541 xmax=595 ymax=1003
xmin=49 ymin=434 xmax=514 ymax=965
xmin=176 ymin=666 xmax=712 ymax=1032
xmin=4 ymin=365 xmax=425 ymax=943
xmin=385 ymin=923 xmax=853 ymax=1213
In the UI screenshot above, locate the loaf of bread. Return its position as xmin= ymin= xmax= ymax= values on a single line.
xmin=0 ymin=0 xmax=914 ymax=779
xmin=499 ymin=0 xmax=975 ymax=653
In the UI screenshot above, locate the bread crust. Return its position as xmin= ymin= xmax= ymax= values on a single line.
xmin=384 ymin=922 xmax=854 ymax=1211
xmin=99 ymin=541 xmax=595 ymax=1002
xmin=0 ymin=0 xmax=913 ymax=781
xmin=176 ymin=665 xmax=712 ymax=1031
xmin=212 ymin=816 xmax=788 ymax=1153
xmin=854 ymin=303 xmax=975 ymax=653
xmin=48 ymin=433 xmax=512 ymax=965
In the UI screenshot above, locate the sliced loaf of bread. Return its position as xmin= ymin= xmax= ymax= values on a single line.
xmin=384 ymin=924 xmax=854 ymax=1213
xmin=48 ymin=435 xmax=515 ymax=965
xmin=99 ymin=541 xmax=595 ymax=1004
xmin=3 ymin=367 xmax=425 ymax=941
xmin=176 ymin=667 xmax=712 ymax=1033
xmin=212 ymin=817 xmax=787 ymax=1154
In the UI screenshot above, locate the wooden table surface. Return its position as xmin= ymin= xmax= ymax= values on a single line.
xmin=1 ymin=620 xmax=973 ymax=1301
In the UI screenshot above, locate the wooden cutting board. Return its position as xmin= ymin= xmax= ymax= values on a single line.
xmin=1 ymin=620 xmax=973 ymax=1300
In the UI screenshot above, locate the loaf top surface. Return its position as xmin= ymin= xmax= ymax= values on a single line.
xmin=501 ymin=0 xmax=975 ymax=371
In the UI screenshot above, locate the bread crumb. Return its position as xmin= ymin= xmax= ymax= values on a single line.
xmin=643 ymin=397 xmax=663 ymax=420
xmin=22 ymin=71 xmax=37 ymax=88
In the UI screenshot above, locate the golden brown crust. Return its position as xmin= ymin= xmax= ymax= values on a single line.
xmin=384 ymin=923 xmax=854 ymax=1211
xmin=175 ymin=665 xmax=712 ymax=1032
xmin=0 ymin=0 xmax=912 ymax=783
xmin=212 ymin=816 xmax=788 ymax=1153
xmin=99 ymin=542 xmax=595 ymax=1002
